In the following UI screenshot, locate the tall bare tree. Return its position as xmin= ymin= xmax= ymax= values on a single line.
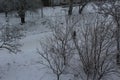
xmin=37 ymin=16 xmax=77 ymax=80
xmin=97 ymin=0 xmax=120 ymax=65
xmin=72 ymin=14 xmax=119 ymax=80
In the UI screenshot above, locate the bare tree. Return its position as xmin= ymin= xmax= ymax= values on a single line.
xmin=37 ymin=36 xmax=73 ymax=80
xmin=37 ymin=16 xmax=77 ymax=80
xmin=72 ymin=14 xmax=119 ymax=80
xmin=97 ymin=0 xmax=120 ymax=65
xmin=0 ymin=0 xmax=14 ymax=17
xmin=38 ymin=42 xmax=66 ymax=80
xmin=17 ymin=0 xmax=42 ymax=24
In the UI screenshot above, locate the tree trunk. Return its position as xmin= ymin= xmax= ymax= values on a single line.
xmin=116 ymin=20 xmax=120 ymax=65
xmin=63 ymin=56 xmax=66 ymax=65
xmin=5 ymin=11 xmax=8 ymax=17
xmin=21 ymin=17 xmax=25 ymax=24
xmin=57 ymin=75 xmax=60 ymax=80
xmin=68 ymin=0 xmax=73 ymax=15
xmin=19 ymin=11 xmax=25 ymax=24
xmin=79 ymin=3 xmax=87 ymax=14
xmin=41 ymin=0 xmax=44 ymax=18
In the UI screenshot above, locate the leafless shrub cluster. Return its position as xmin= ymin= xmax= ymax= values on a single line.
xmin=0 ymin=23 xmax=24 ymax=53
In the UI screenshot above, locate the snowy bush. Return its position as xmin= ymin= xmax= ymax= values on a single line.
xmin=0 ymin=23 xmax=24 ymax=53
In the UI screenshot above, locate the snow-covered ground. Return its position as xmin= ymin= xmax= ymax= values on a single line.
xmin=0 ymin=4 xmax=119 ymax=80
xmin=0 ymin=32 xmax=54 ymax=80
xmin=0 ymin=6 xmax=72 ymax=80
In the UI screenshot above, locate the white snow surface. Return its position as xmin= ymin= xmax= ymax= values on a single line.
xmin=0 ymin=5 xmax=119 ymax=80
